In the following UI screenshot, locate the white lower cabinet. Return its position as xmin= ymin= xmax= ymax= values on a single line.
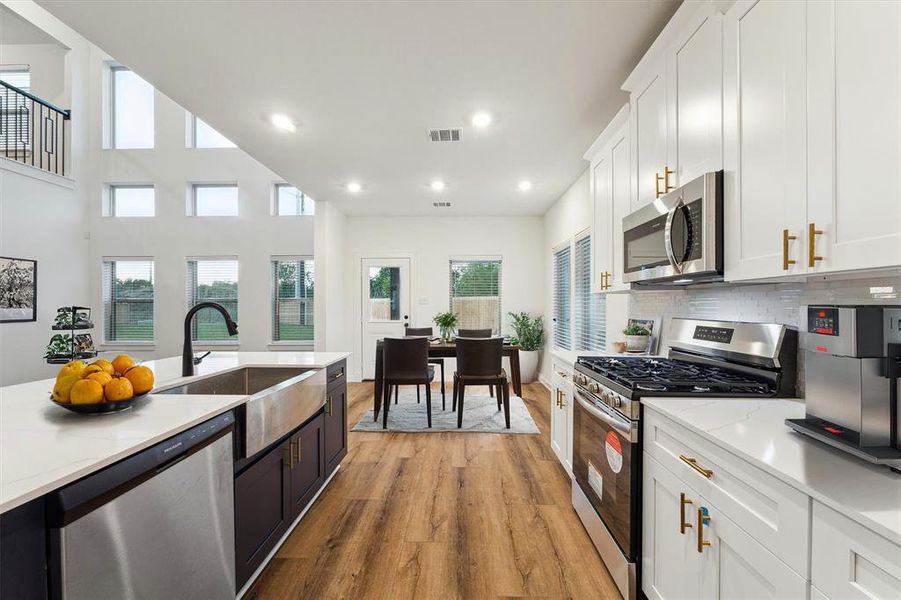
xmin=550 ymin=360 xmax=573 ymax=474
xmin=810 ymin=501 xmax=901 ymax=599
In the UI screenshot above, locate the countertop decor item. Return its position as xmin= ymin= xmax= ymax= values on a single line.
xmin=0 ymin=256 xmax=37 ymax=323
xmin=623 ymin=323 xmax=651 ymax=353
xmin=508 ymin=311 xmax=544 ymax=383
xmin=432 ymin=311 xmax=458 ymax=342
xmin=44 ymin=306 xmax=98 ymax=364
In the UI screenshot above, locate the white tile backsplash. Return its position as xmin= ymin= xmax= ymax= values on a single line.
xmin=626 ymin=275 xmax=901 ymax=397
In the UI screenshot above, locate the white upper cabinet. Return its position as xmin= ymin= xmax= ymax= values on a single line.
xmin=630 ymin=63 xmax=669 ymax=211
xmin=806 ymin=0 xmax=901 ymax=274
xmin=609 ymin=126 xmax=631 ymax=288
xmin=723 ymin=0 xmax=808 ymax=281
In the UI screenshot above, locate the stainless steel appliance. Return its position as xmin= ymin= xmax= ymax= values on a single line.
xmin=786 ymin=305 xmax=901 ymax=470
xmin=48 ymin=412 xmax=236 ymax=599
xmin=571 ymin=318 xmax=797 ymax=600
xmin=622 ymin=171 xmax=723 ymax=285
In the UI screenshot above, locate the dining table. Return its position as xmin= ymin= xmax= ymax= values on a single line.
xmin=372 ymin=339 xmax=522 ymax=420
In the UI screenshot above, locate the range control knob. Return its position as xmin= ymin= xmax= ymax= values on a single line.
xmin=588 ymin=382 xmax=600 ymax=393
xmin=612 ymin=396 xmax=622 ymax=408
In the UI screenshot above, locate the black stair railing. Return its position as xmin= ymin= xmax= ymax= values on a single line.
xmin=0 ymin=80 xmax=71 ymax=177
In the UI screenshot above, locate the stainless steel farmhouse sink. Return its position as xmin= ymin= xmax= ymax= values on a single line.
xmin=158 ymin=367 xmax=326 ymax=458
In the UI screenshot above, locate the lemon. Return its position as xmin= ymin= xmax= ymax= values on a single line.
xmin=52 ymin=374 xmax=82 ymax=403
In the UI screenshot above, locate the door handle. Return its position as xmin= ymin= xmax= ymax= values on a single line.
xmin=680 ymin=492 xmax=693 ymax=534
xmin=697 ymin=507 xmax=711 ymax=553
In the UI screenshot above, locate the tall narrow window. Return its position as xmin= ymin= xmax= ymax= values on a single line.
xmin=274 ymin=184 xmax=315 ymax=216
xmin=102 ymin=259 xmax=154 ymax=342
xmin=271 ymin=257 xmax=314 ymax=342
xmin=111 ymin=67 xmax=154 ymax=149
xmin=191 ymin=184 xmax=238 ymax=216
xmin=449 ymin=259 xmax=502 ymax=334
xmin=186 ymin=259 xmax=239 ymax=342
xmin=0 ymin=69 xmax=32 ymax=151
xmin=193 ymin=116 xmax=236 ymax=148
xmin=574 ymin=235 xmax=606 ymax=351
xmin=109 ymin=185 xmax=154 ymax=217
xmin=553 ymin=245 xmax=572 ymax=350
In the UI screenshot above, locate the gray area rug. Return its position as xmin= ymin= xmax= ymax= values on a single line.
xmin=352 ymin=389 xmax=540 ymax=434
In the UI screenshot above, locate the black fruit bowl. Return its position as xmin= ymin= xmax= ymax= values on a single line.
xmin=50 ymin=393 xmax=149 ymax=414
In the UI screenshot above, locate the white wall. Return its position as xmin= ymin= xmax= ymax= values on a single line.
xmin=344 ymin=215 xmax=544 ymax=381
xmin=313 ymin=199 xmax=348 ymax=354
xmin=0 ymin=42 xmax=69 ymax=107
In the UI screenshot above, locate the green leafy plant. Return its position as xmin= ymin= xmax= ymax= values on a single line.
xmin=44 ymin=333 xmax=71 ymax=359
xmin=507 ymin=312 xmax=544 ymax=351
xmin=433 ymin=311 xmax=458 ymax=341
xmin=623 ymin=324 xmax=651 ymax=336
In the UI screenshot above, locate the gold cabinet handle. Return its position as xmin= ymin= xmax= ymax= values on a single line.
xmin=697 ymin=507 xmax=711 ymax=553
xmin=663 ymin=166 xmax=675 ymax=193
xmin=680 ymin=492 xmax=693 ymax=534
xmin=295 ymin=437 xmax=302 ymax=463
xmin=655 ymin=172 xmax=664 ymax=198
xmin=782 ymin=229 xmax=797 ymax=271
xmin=808 ymin=223 xmax=824 ymax=267
xmin=605 ymin=271 xmax=611 ymax=289
xmin=679 ymin=454 xmax=714 ymax=478
xmin=327 ymin=395 xmax=333 ymax=416
xmin=288 ymin=441 xmax=296 ymax=468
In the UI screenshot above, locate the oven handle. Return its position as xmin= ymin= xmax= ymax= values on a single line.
xmin=574 ymin=388 xmax=637 ymax=441
xmin=664 ymin=198 xmax=684 ymax=274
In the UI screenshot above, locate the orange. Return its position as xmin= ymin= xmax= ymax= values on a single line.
xmin=91 ymin=359 xmax=115 ymax=375
xmin=86 ymin=372 xmax=113 ymax=387
xmin=70 ymin=379 xmax=104 ymax=405
xmin=104 ymin=377 xmax=134 ymax=402
xmin=124 ymin=365 xmax=154 ymax=395
xmin=111 ymin=354 xmax=135 ymax=376
xmin=52 ymin=374 xmax=82 ymax=403
xmin=83 ymin=364 xmax=104 ymax=377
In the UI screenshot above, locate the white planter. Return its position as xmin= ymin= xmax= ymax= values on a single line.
xmin=519 ymin=350 xmax=540 ymax=383
xmin=624 ymin=335 xmax=650 ymax=352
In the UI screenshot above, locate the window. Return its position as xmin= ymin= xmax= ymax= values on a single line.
xmin=111 ymin=67 xmax=154 ymax=149
xmin=274 ymin=184 xmax=315 ymax=216
xmin=191 ymin=184 xmax=238 ymax=216
xmin=186 ymin=259 xmax=238 ymax=342
xmin=0 ymin=69 xmax=31 ymax=150
xmin=0 ymin=68 xmax=31 ymax=91
xmin=553 ymin=245 xmax=572 ymax=350
xmin=574 ymin=235 xmax=606 ymax=351
xmin=271 ymin=257 xmax=314 ymax=342
xmin=102 ymin=259 xmax=154 ymax=342
xmin=192 ymin=116 xmax=236 ymax=148
xmin=449 ymin=259 xmax=502 ymax=334
xmin=368 ymin=266 xmax=400 ymax=321
xmin=109 ymin=185 xmax=154 ymax=217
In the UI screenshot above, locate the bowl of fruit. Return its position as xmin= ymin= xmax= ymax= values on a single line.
xmin=50 ymin=354 xmax=154 ymax=414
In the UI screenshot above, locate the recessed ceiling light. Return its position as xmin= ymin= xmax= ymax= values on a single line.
xmin=518 ymin=180 xmax=532 ymax=192
xmin=430 ymin=180 xmax=446 ymax=192
xmin=346 ymin=182 xmax=362 ymax=193
xmin=471 ymin=111 xmax=492 ymax=128
xmin=270 ymin=113 xmax=296 ymax=132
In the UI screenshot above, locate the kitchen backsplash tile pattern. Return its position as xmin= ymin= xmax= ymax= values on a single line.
xmin=626 ymin=275 xmax=901 ymax=397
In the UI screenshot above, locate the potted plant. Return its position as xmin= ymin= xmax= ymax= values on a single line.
xmin=433 ymin=311 xmax=458 ymax=342
xmin=508 ymin=312 xmax=544 ymax=383
xmin=623 ymin=323 xmax=651 ymax=352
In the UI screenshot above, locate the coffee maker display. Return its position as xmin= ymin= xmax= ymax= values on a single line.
xmin=786 ymin=305 xmax=901 ymax=471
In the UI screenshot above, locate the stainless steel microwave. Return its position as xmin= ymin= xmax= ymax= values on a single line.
xmin=622 ymin=170 xmax=723 ymax=285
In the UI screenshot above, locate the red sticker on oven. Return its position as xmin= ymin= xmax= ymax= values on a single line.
xmin=605 ymin=431 xmax=623 ymax=473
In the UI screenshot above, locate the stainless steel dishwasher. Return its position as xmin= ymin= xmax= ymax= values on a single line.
xmin=47 ymin=412 xmax=236 ymax=599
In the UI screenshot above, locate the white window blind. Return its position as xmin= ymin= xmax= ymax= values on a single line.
xmin=0 ymin=69 xmax=31 ymax=91
xmin=192 ymin=184 xmax=238 ymax=216
xmin=193 ymin=116 xmax=236 ymax=148
xmin=186 ymin=259 xmax=239 ymax=342
xmin=110 ymin=185 xmax=154 ymax=217
xmin=553 ymin=245 xmax=572 ymax=350
xmin=0 ymin=69 xmax=32 ymax=150
xmin=574 ymin=235 xmax=606 ymax=351
xmin=111 ymin=67 xmax=154 ymax=149
xmin=449 ymin=260 xmax=501 ymax=334
xmin=272 ymin=257 xmax=314 ymax=342
xmin=275 ymin=184 xmax=315 ymax=216
xmin=102 ymin=259 xmax=154 ymax=342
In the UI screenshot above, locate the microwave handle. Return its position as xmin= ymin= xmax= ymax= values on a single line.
xmin=574 ymin=389 xmax=635 ymax=439
xmin=664 ymin=199 xmax=684 ymax=274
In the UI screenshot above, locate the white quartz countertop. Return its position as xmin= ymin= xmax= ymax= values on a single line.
xmin=641 ymin=397 xmax=901 ymax=545
xmin=550 ymin=349 xmax=627 ymax=366
xmin=0 ymin=351 xmax=350 ymax=514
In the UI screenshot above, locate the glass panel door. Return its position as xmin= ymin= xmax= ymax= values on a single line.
xmin=360 ymin=258 xmax=410 ymax=379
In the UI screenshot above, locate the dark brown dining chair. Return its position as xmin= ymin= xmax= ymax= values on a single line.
xmin=405 ymin=326 xmax=446 ymax=410
xmin=457 ymin=328 xmax=492 ymax=338
xmin=382 ymin=337 xmax=434 ymax=429
xmin=453 ymin=336 xmax=510 ymax=429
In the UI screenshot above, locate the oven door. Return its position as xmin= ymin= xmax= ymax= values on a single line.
xmin=572 ymin=387 xmax=639 ymax=559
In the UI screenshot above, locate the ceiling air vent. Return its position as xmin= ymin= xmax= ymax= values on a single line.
xmin=428 ymin=128 xmax=462 ymax=142
xmin=433 ymin=201 xmax=452 ymax=208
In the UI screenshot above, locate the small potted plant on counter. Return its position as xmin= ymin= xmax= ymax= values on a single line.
xmin=623 ymin=323 xmax=652 ymax=353
xmin=433 ymin=311 xmax=458 ymax=342
xmin=508 ymin=311 xmax=544 ymax=383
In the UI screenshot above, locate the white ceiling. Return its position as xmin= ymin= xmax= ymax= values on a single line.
xmin=36 ymin=0 xmax=678 ymax=216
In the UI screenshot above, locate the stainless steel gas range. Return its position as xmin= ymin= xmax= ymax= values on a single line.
xmin=570 ymin=318 xmax=798 ymax=600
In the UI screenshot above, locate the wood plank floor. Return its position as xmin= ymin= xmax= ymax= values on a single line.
xmin=246 ymin=382 xmax=620 ymax=599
